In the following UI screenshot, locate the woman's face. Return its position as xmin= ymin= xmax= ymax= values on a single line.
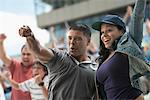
xmin=100 ymin=23 xmax=123 ymax=49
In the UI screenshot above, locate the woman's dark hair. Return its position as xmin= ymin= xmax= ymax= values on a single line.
xmin=98 ymin=25 xmax=123 ymax=65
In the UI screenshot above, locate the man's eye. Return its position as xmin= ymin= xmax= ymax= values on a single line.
xmin=76 ymin=37 xmax=82 ymax=41
xmin=68 ymin=37 xmax=72 ymax=40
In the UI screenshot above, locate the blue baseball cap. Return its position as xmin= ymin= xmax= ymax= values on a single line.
xmin=92 ymin=15 xmax=126 ymax=32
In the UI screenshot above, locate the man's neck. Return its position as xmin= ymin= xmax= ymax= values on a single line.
xmin=74 ymin=55 xmax=90 ymax=62
xmin=21 ymin=62 xmax=33 ymax=68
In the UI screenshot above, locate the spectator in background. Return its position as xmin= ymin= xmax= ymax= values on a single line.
xmin=18 ymin=24 xmax=97 ymax=100
xmin=123 ymin=3 xmax=150 ymax=62
xmin=0 ymin=78 xmax=6 ymax=100
xmin=142 ymin=18 xmax=150 ymax=61
xmin=48 ymin=26 xmax=67 ymax=50
xmin=141 ymin=19 xmax=150 ymax=100
xmin=1 ymin=60 xmax=49 ymax=100
xmin=123 ymin=5 xmax=133 ymax=26
xmin=0 ymin=33 xmax=35 ymax=100
xmin=0 ymin=64 xmax=11 ymax=100
xmin=87 ymin=39 xmax=99 ymax=61
xmin=0 ymin=66 xmax=6 ymax=100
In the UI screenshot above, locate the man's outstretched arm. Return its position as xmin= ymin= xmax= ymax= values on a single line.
xmin=19 ymin=25 xmax=54 ymax=63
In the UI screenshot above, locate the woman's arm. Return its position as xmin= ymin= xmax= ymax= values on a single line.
xmin=129 ymin=0 xmax=146 ymax=48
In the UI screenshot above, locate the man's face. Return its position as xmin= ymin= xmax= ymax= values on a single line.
xmin=21 ymin=47 xmax=35 ymax=67
xmin=67 ymin=30 xmax=90 ymax=58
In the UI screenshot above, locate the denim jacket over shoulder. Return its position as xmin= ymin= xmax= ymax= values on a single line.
xmin=115 ymin=0 xmax=150 ymax=92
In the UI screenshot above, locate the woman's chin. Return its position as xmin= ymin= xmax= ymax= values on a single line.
xmin=105 ymin=45 xmax=111 ymax=49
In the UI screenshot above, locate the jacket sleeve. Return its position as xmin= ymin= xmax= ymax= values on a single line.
xmin=129 ymin=0 xmax=146 ymax=48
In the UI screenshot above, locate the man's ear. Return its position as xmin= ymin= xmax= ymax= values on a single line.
xmin=87 ymin=39 xmax=91 ymax=46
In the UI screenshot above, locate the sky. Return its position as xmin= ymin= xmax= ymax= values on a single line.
xmin=0 ymin=0 xmax=51 ymax=56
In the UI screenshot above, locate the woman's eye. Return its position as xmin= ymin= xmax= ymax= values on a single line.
xmin=101 ymin=29 xmax=113 ymax=34
xmin=101 ymin=31 xmax=104 ymax=34
xmin=107 ymin=29 xmax=113 ymax=32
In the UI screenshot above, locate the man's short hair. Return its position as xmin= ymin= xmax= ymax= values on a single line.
xmin=21 ymin=44 xmax=27 ymax=52
xmin=68 ymin=23 xmax=91 ymax=39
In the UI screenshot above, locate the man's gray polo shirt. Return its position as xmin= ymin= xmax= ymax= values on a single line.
xmin=47 ymin=49 xmax=97 ymax=100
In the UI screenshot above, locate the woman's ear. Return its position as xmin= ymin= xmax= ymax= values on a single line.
xmin=119 ymin=29 xmax=124 ymax=36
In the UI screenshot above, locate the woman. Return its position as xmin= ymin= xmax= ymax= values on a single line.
xmin=92 ymin=0 xmax=150 ymax=99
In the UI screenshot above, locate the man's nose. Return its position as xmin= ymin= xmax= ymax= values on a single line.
xmin=70 ymin=39 xmax=76 ymax=44
xmin=24 ymin=54 xmax=29 ymax=58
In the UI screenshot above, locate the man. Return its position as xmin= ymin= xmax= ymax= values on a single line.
xmin=0 ymin=33 xmax=35 ymax=100
xmin=19 ymin=24 xmax=97 ymax=100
